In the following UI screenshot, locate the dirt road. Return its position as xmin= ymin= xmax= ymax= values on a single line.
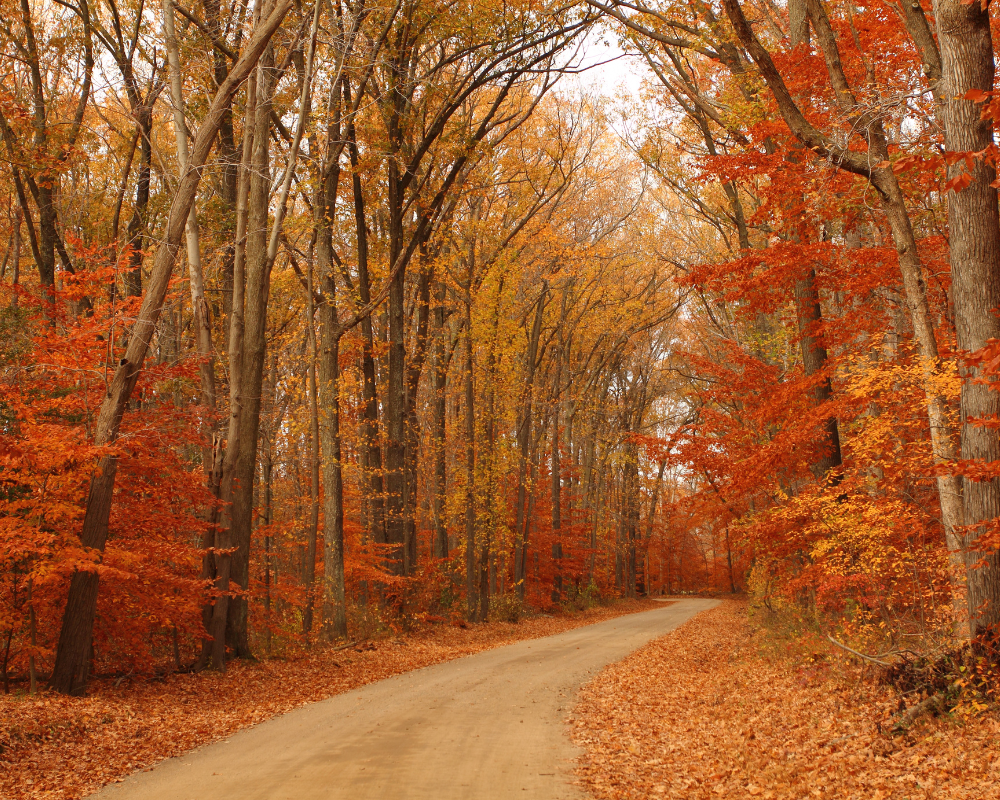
xmin=89 ymin=598 xmax=718 ymax=800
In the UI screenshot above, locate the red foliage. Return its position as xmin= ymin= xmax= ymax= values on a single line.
xmin=0 ymin=275 xmax=211 ymax=687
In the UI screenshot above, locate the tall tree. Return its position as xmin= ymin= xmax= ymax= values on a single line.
xmin=933 ymin=0 xmax=1000 ymax=634
xmin=48 ymin=0 xmax=294 ymax=694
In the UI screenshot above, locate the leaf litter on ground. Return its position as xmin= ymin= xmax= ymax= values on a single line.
xmin=1 ymin=598 xmax=657 ymax=800
xmin=571 ymin=600 xmax=1000 ymax=800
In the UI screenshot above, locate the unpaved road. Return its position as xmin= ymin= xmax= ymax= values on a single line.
xmin=90 ymin=598 xmax=718 ymax=800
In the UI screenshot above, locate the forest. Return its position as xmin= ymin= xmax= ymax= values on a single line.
xmin=1 ymin=0 xmax=1000 ymax=709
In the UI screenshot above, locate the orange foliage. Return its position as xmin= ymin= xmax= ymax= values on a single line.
xmin=0 ymin=274 xmax=211 ymax=686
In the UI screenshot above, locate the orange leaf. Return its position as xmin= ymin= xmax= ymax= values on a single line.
xmin=946 ymin=171 xmax=974 ymax=193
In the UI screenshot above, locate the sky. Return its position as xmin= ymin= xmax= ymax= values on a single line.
xmin=571 ymin=27 xmax=647 ymax=100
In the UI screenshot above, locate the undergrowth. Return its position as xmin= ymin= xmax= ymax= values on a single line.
xmin=748 ymin=599 xmax=1000 ymax=728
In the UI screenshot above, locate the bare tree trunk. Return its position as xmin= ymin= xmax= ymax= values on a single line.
xmin=432 ymin=282 xmax=451 ymax=560
xmin=615 ymin=475 xmax=624 ymax=593
xmin=623 ymin=438 xmax=639 ymax=599
xmin=795 ymin=268 xmax=843 ymax=482
xmin=313 ymin=69 xmax=349 ymax=640
xmin=7 ymin=208 xmax=21 ymax=304
xmin=514 ymin=287 xmax=546 ymax=598
xmin=303 ymin=283 xmax=321 ymax=637
xmin=725 ymin=527 xmax=736 ymax=594
xmin=584 ymin=430 xmax=597 ymax=583
xmin=201 ymin=48 xmax=257 ymax=670
xmin=292 ymin=50 xmax=320 ymax=643
xmin=787 ymin=0 xmax=842 ymax=485
xmin=403 ymin=262 xmax=433 ymax=573
xmin=123 ymin=106 xmax=151 ymax=298
xmin=318 ymin=318 xmax=348 ymax=640
xmin=464 ymin=310 xmax=478 ymax=620
xmin=202 ymin=0 xmax=239 ymax=321
xmin=551 ymin=357 xmax=563 ymax=604
xmin=934 ymin=0 xmax=1000 ymax=634
xmin=162 ymin=0 xmax=216 ymax=413
xmin=479 ymin=278 xmax=505 ymax=614
xmin=262 ymin=440 xmax=273 ymax=655
xmin=643 ymin=459 xmax=667 ymax=545
xmin=347 ymin=108 xmax=386 ymax=546
xmin=225 ymin=42 xmax=278 ymax=661
xmin=385 ymin=298 xmax=406 ymax=574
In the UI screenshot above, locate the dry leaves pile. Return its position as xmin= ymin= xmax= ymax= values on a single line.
xmin=0 ymin=599 xmax=656 ymax=800
xmin=572 ymin=601 xmax=1000 ymax=800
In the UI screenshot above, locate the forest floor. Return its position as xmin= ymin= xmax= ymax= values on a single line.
xmin=0 ymin=598 xmax=658 ymax=800
xmin=572 ymin=600 xmax=1000 ymax=800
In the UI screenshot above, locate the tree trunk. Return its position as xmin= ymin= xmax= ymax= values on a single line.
xmin=934 ymin=0 xmax=1000 ymax=634
xmin=480 ymin=278 xmax=505 ymax=613
xmin=200 ymin=51 xmax=257 ymax=671
xmin=347 ymin=110 xmax=386 ymax=547
xmin=163 ymin=0 xmax=216 ymax=413
xmin=432 ymin=282 xmax=451 ymax=560
xmin=403 ymin=262 xmax=433 ymax=573
xmin=623 ymin=438 xmax=639 ymax=599
xmin=787 ymin=0 xmax=842 ymax=485
xmin=123 ymin=106 xmax=152 ymax=298
xmin=551 ymin=387 xmax=563 ymax=604
xmin=464 ymin=310 xmax=478 ymax=620
xmin=795 ymin=269 xmax=843 ymax=483
xmin=318 ymin=316 xmax=348 ymax=640
xmin=226 ymin=44 xmax=279 ymax=659
xmin=303 ymin=294 xmax=321 ymax=637
xmin=262 ymin=439 xmax=273 ymax=655
xmin=202 ymin=0 xmax=239 ymax=321
xmin=514 ymin=287 xmax=546 ymax=597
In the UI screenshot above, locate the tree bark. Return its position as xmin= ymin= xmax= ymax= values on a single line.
xmin=202 ymin=0 xmax=239 ymax=321
xmin=795 ymin=268 xmax=843 ymax=483
xmin=226 ymin=0 xmax=319 ymax=649
xmin=225 ymin=42 xmax=278 ymax=660
xmin=786 ymin=0 xmax=843 ymax=486
xmin=464 ymin=309 xmax=478 ymax=620
xmin=313 ymin=63 xmax=348 ymax=640
xmin=123 ymin=106 xmax=152 ymax=298
xmin=403 ymin=262 xmax=433 ymax=573
xmin=201 ymin=46 xmax=257 ymax=671
xmin=384 ymin=157 xmax=407 ymax=575
xmin=303 ymin=282 xmax=321 ymax=637
xmin=933 ymin=0 xmax=1000 ymax=634
xmin=346 ymin=108 xmax=387 ymax=547
xmin=551 ymin=363 xmax=563 ymax=605
xmin=318 ymin=314 xmax=348 ymax=639
xmin=431 ymin=282 xmax=451 ymax=560
xmin=623 ymin=438 xmax=639 ymax=599
xmin=162 ymin=0 xmax=217 ymax=413
xmin=514 ymin=286 xmax=546 ymax=597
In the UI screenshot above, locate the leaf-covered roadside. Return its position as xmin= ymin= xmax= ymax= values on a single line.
xmin=572 ymin=601 xmax=1000 ymax=800
xmin=0 ymin=599 xmax=656 ymax=800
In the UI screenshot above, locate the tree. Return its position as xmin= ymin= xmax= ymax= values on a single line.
xmin=49 ymin=0 xmax=294 ymax=694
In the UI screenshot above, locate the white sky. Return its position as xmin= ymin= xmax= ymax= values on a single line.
xmin=570 ymin=27 xmax=647 ymax=100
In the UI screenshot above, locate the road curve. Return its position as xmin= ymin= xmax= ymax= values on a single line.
xmin=90 ymin=598 xmax=719 ymax=800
